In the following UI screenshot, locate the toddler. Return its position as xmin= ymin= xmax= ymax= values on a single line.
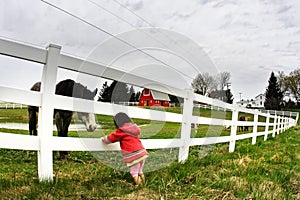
xmin=102 ymin=112 xmax=148 ymax=185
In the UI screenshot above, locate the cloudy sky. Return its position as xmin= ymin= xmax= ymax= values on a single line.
xmin=0 ymin=0 xmax=300 ymax=102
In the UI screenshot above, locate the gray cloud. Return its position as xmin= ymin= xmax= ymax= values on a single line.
xmin=125 ymin=0 xmax=144 ymax=11
xmin=277 ymin=5 xmax=292 ymax=14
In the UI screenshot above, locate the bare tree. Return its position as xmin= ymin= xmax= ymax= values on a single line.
xmin=192 ymin=71 xmax=232 ymax=100
xmin=277 ymin=71 xmax=286 ymax=92
xmin=219 ymin=72 xmax=231 ymax=90
xmin=277 ymin=69 xmax=300 ymax=102
xmin=285 ymin=68 xmax=300 ymax=103
xmin=191 ymin=72 xmax=213 ymax=96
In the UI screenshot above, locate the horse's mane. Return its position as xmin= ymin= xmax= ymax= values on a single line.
xmin=30 ymin=79 xmax=97 ymax=100
xmin=55 ymin=79 xmax=96 ymax=100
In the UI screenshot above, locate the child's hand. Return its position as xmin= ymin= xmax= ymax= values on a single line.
xmin=101 ymin=136 xmax=111 ymax=144
xmin=100 ymin=137 xmax=105 ymax=143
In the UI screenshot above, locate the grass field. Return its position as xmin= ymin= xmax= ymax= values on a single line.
xmin=0 ymin=108 xmax=299 ymax=199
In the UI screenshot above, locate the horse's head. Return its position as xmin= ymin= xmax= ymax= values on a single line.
xmin=77 ymin=111 xmax=97 ymax=132
xmin=75 ymin=85 xmax=98 ymax=132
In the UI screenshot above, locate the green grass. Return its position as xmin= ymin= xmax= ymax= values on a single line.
xmin=0 ymin=128 xmax=299 ymax=199
xmin=290 ymin=109 xmax=300 ymax=125
xmin=0 ymin=108 xmax=29 ymax=123
xmin=0 ymin=108 xmax=299 ymax=199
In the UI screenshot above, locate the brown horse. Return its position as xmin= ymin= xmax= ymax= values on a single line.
xmin=28 ymin=79 xmax=98 ymax=158
xmin=239 ymin=116 xmax=250 ymax=132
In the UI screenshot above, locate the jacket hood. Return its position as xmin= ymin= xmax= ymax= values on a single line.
xmin=119 ymin=123 xmax=140 ymax=136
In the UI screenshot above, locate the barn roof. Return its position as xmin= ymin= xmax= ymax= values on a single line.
xmin=151 ymin=90 xmax=170 ymax=101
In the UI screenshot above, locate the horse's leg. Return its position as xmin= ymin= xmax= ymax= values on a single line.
xmin=55 ymin=112 xmax=62 ymax=135
xmin=63 ymin=114 xmax=72 ymax=137
xmin=56 ymin=111 xmax=73 ymax=159
xmin=244 ymin=118 xmax=249 ymax=131
xmin=60 ymin=113 xmax=73 ymax=159
xmin=28 ymin=106 xmax=38 ymax=136
xmin=28 ymin=107 xmax=33 ymax=135
xmin=55 ymin=112 xmax=67 ymax=159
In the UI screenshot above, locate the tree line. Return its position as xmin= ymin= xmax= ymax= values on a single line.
xmin=98 ymin=80 xmax=181 ymax=106
xmin=266 ymin=69 xmax=300 ymax=110
xmin=98 ymin=72 xmax=234 ymax=105
xmin=97 ymin=68 xmax=300 ymax=111
xmin=98 ymin=81 xmax=140 ymax=103
xmin=191 ymin=71 xmax=234 ymax=103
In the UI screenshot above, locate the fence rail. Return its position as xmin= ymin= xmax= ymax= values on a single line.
xmin=0 ymin=38 xmax=298 ymax=181
xmin=0 ymin=102 xmax=27 ymax=109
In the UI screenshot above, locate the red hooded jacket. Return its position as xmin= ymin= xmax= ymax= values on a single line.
xmin=103 ymin=123 xmax=148 ymax=163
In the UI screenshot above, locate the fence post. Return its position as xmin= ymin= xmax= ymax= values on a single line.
xmin=252 ymin=110 xmax=259 ymax=145
xmin=178 ymin=89 xmax=193 ymax=163
xmin=289 ymin=112 xmax=293 ymax=129
xmin=281 ymin=116 xmax=284 ymax=132
xmin=281 ymin=112 xmax=285 ymax=133
xmin=295 ymin=112 xmax=299 ymax=126
xmin=264 ymin=111 xmax=270 ymax=141
xmin=38 ymin=44 xmax=61 ymax=181
xmin=283 ymin=116 xmax=287 ymax=131
xmin=272 ymin=112 xmax=277 ymax=138
xmin=277 ymin=116 xmax=281 ymax=135
xmin=282 ymin=116 xmax=286 ymax=132
xmin=229 ymin=109 xmax=239 ymax=152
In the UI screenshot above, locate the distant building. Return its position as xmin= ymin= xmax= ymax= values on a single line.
xmin=283 ymin=91 xmax=297 ymax=102
xmin=236 ymin=93 xmax=265 ymax=109
xmin=139 ymin=89 xmax=170 ymax=107
xmin=236 ymin=99 xmax=255 ymax=108
xmin=255 ymin=93 xmax=265 ymax=108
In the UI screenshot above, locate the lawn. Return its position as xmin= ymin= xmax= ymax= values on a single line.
xmin=0 ymin=108 xmax=299 ymax=199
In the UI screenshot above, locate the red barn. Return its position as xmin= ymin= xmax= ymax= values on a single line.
xmin=139 ymin=89 xmax=170 ymax=107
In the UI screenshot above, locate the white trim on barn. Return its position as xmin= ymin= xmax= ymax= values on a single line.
xmin=151 ymin=90 xmax=170 ymax=101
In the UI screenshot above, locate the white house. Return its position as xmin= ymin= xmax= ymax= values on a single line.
xmin=254 ymin=93 xmax=265 ymax=108
xmin=283 ymin=91 xmax=297 ymax=102
xmin=236 ymin=99 xmax=254 ymax=108
xmin=236 ymin=93 xmax=265 ymax=108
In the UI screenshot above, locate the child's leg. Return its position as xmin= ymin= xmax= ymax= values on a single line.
xmin=133 ymin=176 xmax=140 ymax=185
xmin=137 ymin=159 xmax=146 ymax=175
xmin=139 ymin=174 xmax=145 ymax=184
xmin=130 ymin=163 xmax=141 ymax=185
xmin=138 ymin=160 xmax=146 ymax=183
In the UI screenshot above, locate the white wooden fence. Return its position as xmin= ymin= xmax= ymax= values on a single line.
xmin=0 ymin=38 xmax=298 ymax=181
xmin=0 ymin=102 xmax=27 ymax=109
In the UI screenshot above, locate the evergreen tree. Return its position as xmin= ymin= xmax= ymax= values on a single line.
xmin=98 ymin=81 xmax=111 ymax=102
xmin=110 ymin=81 xmax=130 ymax=103
xmin=264 ymin=72 xmax=283 ymax=110
xmin=128 ymin=86 xmax=136 ymax=102
xmin=225 ymin=89 xmax=234 ymax=104
xmin=169 ymin=94 xmax=183 ymax=107
xmin=135 ymin=91 xmax=141 ymax=102
xmin=208 ymin=89 xmax=233 ymax=103
xmin=98 ymin=81 xmax=130 ymax=103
